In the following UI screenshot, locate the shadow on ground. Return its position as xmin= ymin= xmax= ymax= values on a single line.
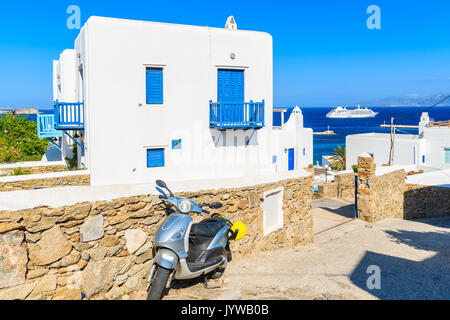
xmin=350 ymin=219 xmax=450 ymax=299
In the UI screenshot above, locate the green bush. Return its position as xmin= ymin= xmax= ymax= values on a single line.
xmin=12 ymin=168 xmax=32 ymax=176
xmin=0 ymin=114 xmax=49 ymax=163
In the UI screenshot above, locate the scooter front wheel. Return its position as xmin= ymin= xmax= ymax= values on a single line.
xmin=147 ymin=266 xmax=171 ymax=300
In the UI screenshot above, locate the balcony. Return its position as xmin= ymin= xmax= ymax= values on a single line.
xmin=37 ymin=114 xmax=62 ymax=138
xmin=54 ymin=101 xmax=85 ymax=130
xmin=209 ymin=100 xmax=265 ymax=130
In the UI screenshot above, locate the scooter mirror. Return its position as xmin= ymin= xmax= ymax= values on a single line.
xmin=156 ymin=180 xmax=168 ymax=189
xmin=156 ymin=187 xmax=167 ymax=198
xmin=209 ymin=202 xmax=223 ymax=209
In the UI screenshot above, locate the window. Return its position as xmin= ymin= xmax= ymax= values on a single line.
xmin=146 ymin=68 xmax=163 ymax=104
xmin=444 ymin=148 xmax=450 ymax=164
xmin=147 ymin=148 xmax=165 ymax=168
xmin=422 ymin=155 xmax=426 ymax=164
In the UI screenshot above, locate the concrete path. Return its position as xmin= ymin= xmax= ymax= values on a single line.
xmin=160 ymin=213 xmax=450 ymax=300
xmin=126 ymin=198 xmax=448 ymax=300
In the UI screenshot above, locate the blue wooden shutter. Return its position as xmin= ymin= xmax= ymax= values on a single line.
xmin=147 ymin=148 xmax=165 ymax=168
xmin=218 ymin=69 xmax=244 ymax=103
xmin=288 ymin=149 xmax=295 ymax=171
xmin=146 ymin=68 xmax=163 ymax=104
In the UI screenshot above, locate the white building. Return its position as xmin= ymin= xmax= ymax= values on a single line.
xmin=346 ymin=112 xmax=450 ymax=171
xmin=42 ymin=16 xmax=313 ymax=186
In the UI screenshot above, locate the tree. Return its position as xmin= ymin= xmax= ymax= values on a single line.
xmin=0 ymin=114 xmax=49 ymax=162
xmin=329 ymin=145 xmax=346 ymax=172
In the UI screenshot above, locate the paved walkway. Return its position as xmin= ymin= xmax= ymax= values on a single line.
xmin=143 ymin=199 xmax=450 ymax=300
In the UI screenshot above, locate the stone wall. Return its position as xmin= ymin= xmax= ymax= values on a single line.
xmin=0 ymin=175 xmax=313 ymax=300
xmin=317 ymin=173 xmax=355 ymax=200
xmin=0 ymin=174 xmax=90 ymax=192
xmin=356 ymin=156 xmax=405 ymax=223
xmin=0 ymin=165 xmax=68 ymax=177
xmin=404 ymin=184 xmax=450 ymax=219
xmin=356 ymin=156 xmax=450 ymax=222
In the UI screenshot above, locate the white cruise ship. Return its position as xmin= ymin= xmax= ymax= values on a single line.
xmin=326 ymin=105 xmax=378 ymax=119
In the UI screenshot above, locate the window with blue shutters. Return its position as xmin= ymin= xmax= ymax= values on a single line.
xmin=217 ymin=69 xmax=244 ymax=102
xmin=146 ymin=68 xmax=163 ymax=104
xmin=147 ymin=148 xmax=165 ymax=168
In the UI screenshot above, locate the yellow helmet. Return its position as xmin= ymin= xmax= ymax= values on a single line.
xmin=231 ymin=221 xmax=247 ymax=241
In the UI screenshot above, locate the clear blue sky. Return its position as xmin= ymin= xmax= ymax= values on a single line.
xmin=0 ymin=0 xmax=449 ymax=108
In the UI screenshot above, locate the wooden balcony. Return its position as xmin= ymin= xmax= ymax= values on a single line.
xmin=209 ymin=100 xmax=265 ymax=130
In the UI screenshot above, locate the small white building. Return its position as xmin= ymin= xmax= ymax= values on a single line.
xmin=41 ymin=16 xmax=313 ymax=186
xmin=346 ymin=112 xmax=450 ymax=171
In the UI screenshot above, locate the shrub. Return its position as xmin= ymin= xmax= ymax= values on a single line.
xmin=0 ymin=114 xmax=49 ymax=163
xmin=0 ymin=140 xmax=21 ymax=163
xmin=12 ymin=168 xmax=32 ymax=176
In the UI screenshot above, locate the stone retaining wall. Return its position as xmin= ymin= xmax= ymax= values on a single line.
xmin=0 ymin=175 xmax=313 ymax=300
xmin=404 ymin=184 xmax=450 ymax=219
xmin=0 ymin=165 xmax=68 ymax=177
xmin=0 ymin=174 xmax=90 ymax=192
xmin=317 ymin=173 xmax=355 ymax=200
xmin=356 ymin=156 xmax=450 ymax=222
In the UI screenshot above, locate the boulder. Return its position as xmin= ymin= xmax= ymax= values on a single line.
xmin=28 ymin=226 xmax=72 ymax=266
xmin=0 ymin=232 xmax=27 ymax=289
xmin=79 ymin=215 xmax=104 ymax=242
xmin=30 ymin=274 xmax=57 ymax=296
xmin=124 ymin=229 xmax=147 ymax=254
xmin=0 ymin=282 xmax=37 ymax=300
xmin=81 ymin=258 xmax=117 ymax=298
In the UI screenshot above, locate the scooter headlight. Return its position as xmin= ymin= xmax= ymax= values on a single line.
xmin=178 ymin=199 xmax=193 ymax=214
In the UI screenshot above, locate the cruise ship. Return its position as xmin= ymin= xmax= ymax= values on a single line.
xmin=326 ymin=105 xmax=378 ymax=119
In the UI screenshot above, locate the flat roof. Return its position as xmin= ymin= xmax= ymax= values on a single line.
xmin=347 ymin=132 xmax=419 ymax=140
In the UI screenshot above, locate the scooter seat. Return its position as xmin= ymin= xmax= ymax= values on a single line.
xmin=190 ymin=217 xmax=227 ymax=237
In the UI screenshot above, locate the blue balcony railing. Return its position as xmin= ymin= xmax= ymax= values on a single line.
xmin=37 ymin=114 xmax=62 ymax=138
xmin=54 ymin=101 xmax=85 ymax=130
xmin=210 ymin=100 xmax=265 ymax=130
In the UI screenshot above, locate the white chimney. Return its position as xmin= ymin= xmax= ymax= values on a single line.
xmin=225 ymin=16 xmax=237 ymax=30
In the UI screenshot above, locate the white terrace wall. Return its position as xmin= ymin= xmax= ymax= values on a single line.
xmin=0 ymin=173 xmax=313 ymax=300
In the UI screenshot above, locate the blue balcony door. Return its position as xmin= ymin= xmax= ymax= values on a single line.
xmin=218 ymin=69 xmax=244 ymax=124
xmin=288 ymin=149 xmax=295 ymax=171
xmin=218 ymin=69 xmax=244 ymax=103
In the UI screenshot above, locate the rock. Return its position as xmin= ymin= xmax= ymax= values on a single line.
xmin=79 ymin=215 xmax=104 ymax=242
xmin=105 ymin=286 xmax=124 ymax=300
xmin=89 ymin=246 xmax=107 ymax=261
xmin=134 ymin=242 xmax=152 ymax=256
xmin=81 ymin=252 xmax=90 ymax=261
xmin=60 ymin=250 xmax=81 ymax=267
xmin=0 ymin=282 xmax=37 ymax=300
xmin=0 ymin=223 xmax=22 ymax=234
xmin=114 ymin=274 xmax=128 ymax=286
xmin=30 ymin=274 xmax=57 ymax=295
xmin=128 ymin=202 xmax=146 ymax=212
xmin=237 ymin=199 xmax=249 ymax=210
xmin=25 ymin=233 xmax=41 ymax=243
xmin=127 ymin=264 xmax=145 ymax=277
xmin=109 ymin=213 xmax=128 ymax=226
xmin=227 ymin=206 xmax=238 ymax=213
xmin=125 ymin=229 xmax=147 ymax=254
xmin=57 ymin=203 xmax=92 ymax=223
xmin=0 ymin=232 xmax=27 ymax=289
xmin=100 ymin=235 xmax=120 ymax=247
xmin=81 ymin=258 xmax=117 ymax=298
xmin=53 ymin=288 xmax=82 ymax=300
xmin=130 ymin=291 xmax=147 ymax=300
xmin=136 ymin=251 xmax=153 ymax=264
xmin=24 ymin=217 xmax=55 ymax=233
xmin=142 ymin=216 xmax=160 ymax=226
xmin=27 ymin=268 xmax=49 ymax=280
xmin=28 ymin=226 xmax=72 ymax=266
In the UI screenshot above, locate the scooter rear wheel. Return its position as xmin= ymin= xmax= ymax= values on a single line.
xmin=147 ymin=266 xmax=171 ymax=300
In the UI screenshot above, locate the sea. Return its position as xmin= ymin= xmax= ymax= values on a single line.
xmin=4 ymin=106 xmax=450 ymax=165
xmin=275 ymin=106 xmax=450 ymax=165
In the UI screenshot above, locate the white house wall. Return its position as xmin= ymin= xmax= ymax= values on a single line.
xmin=422 ymin=128 xmax=450 ymax=169
xmin=74 ymin=17 xmax=275 ymax=186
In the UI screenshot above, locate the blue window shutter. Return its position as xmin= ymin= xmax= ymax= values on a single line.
xmin=218 ymin=69 xmax=244 ymax=103
xmin=147 ymin=148 xmax=165 ymax=168
xmin=146 ymin=68 xmax=163 ymax=104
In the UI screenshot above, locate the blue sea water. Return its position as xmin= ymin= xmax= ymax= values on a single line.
xmin=275 ymin=106 xmax=450 ymax=165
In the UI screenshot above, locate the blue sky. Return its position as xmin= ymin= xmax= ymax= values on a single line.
xmin=0 ymin=0 xmax=449 ymax=108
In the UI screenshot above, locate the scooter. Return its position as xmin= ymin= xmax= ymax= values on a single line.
xmin=146 ymin=180 xmax=246 ymax=300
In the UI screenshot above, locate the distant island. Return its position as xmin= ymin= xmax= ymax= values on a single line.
xmin=358 ymin=93 xmax=450 ymax=107
xmin=0 ymin=107 xmax=41 ymax=115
